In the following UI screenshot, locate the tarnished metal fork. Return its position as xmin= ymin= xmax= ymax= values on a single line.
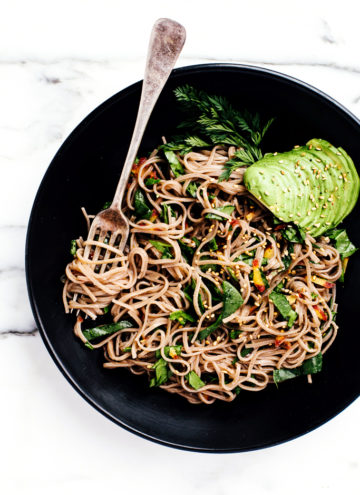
xmin=83 ymin=18 xmax=186 ymax=270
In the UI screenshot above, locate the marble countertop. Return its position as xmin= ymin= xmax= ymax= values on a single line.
xmin=1 ymin=1 xmax=359 ymax=493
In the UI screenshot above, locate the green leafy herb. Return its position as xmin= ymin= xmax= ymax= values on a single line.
xmin=241 ymin=347 xmax=252 ymax=357
xmin=207 ymin=238 xmax=218 ymax=251
xmin=167 ymin=85 xmax=274 ymax=178
xmin=269 ymin=290 xmax=297 ymax=327
xmin=149 ymin=239 xmax=173 ymax=259
xmin=145 ymin=177 xmax=160 ymax=186
xmin=273 ymin=353 xmax=323 ymax=384
xmin=103 ymin=305 xmax=110 ymax=314
xmin=187 ymin=370 xmax=205 ymax=390
xmin=170 ymin=310 xmax=195 ymax=325
xmin=122 ymin=346 xmax=132 ymax=352
xmin=102 ymin=201 xmax=112 ymax=209
xmin=83 ymin=320 xmax=133 ymax=342
xmin=183 ymin=279 xmax=205 ymax=313
xmin=70 ymin=239 xmax=77 ymax=256
xmin=150 ymin=358 xmax=171 ymax=387
xmin=325 ymin=228 xmax=357 ymax=259
xmin=198 ymin=281 xmax=244 ymax=341
xmin=187 ymin=182 xmax=198 ymax=198
xmin=218 ymin=148 xmax=258 ymax=182
xmin=205 ymin=205 xmax=235 ymax=221
xmin=164 ymin=150 xmax=185 ymax=177
xmin=178 ymin=239 xmax=195 ymax=263
xmin=155 ymin=345 xmax=182 ymax=359
xmin=230 ymin=330 xmax=242 ymax=339
xmin=134 ymin=189 xmax=152 ymax=220
xmin=282 ymin=224 xmax=306 ymax=244
xmin=311 ymin=292 xmax=318 ymax=300
xmin=161 ymin=204 xmax=175 ymax=224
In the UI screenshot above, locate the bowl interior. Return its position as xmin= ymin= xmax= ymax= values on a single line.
xmin=26 ymin=64 xmax=360 ymax=452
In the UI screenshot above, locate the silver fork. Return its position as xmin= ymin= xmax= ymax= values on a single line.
xmin=83 ymin=18 xmax=186 ymax=269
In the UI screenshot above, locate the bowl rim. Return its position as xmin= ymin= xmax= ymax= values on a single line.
xmin=25 ymin=62 xmax=360 ymax=453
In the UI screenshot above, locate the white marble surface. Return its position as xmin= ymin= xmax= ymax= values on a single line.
xmin=1 ymin=0 xmax=359 ymax=493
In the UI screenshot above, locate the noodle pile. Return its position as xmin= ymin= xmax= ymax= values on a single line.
xmin=63 ymin=145 xmax=341 ymax=404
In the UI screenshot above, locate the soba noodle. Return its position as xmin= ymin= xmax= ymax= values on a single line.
xmin=63 ymin=145 xmax=341 ymax=404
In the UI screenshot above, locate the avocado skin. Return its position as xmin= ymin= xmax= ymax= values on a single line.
xmin=243 ymin=139 xmax=359 ymax=237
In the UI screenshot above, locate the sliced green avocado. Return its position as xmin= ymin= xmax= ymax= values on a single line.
xmin=243 ymin=139 xmax=359 ymax=237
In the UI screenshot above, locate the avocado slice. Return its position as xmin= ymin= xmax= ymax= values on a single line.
xmin=243 ymin=139 xmax=359 ymax=237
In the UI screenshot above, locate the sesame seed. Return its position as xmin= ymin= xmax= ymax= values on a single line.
xmin=289 ymin=214 xmax=293 ymax=218
xmin=309 ymin=144 xmax=313 ymax=149
xmin=294 ymin=145 xmax=300 ymax=149
xmin=297 ymin=212 xmax=301 ymax=217
xmin=273 ymin=152 xmax=278 ymax=156
xmin=301 ymin=152 xmax=306 ymax=157
xmin=325 ymin=222 xmax=331 ymax=225
xmin=315 ymin=147 xmax=322 ymax=151
xmin=264 ymin=191 xmax=269 ymax=196
xmin=301 ymin=166 xmax=305 ymax=170
xmin=280 ymin=170 xmax=285 ymax=175
xmin=279 ymin=160 xmax=284 ymax=163
xmin=320 ymin=214 xmax=325 ymax=218
xmin=316 ymin=158 xmax=321 ymax=163
xmin=307 ymin=211 xmax=311 ymax=216
xmin=314 ymin=223 xmax=320 ymax=228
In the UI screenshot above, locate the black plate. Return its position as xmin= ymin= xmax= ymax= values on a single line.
xmin=26 ymin=64 xmax=360 ymax=452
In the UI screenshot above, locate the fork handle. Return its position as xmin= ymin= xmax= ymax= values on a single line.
xmin=111 ymin=18 xmax=186 ymax=211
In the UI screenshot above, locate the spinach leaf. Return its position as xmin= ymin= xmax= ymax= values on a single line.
xmin=149 ymin=239 xmax=173 ymax=259
xmin=83 ymin=320 xmax=133 ymax=342
xmin=273 ymin=368 xmax=301 ymax=384
xmin=198 ymin=314 xmax=222 ymax=341
xmin=150 ymin=358 xmax=171 ymax=387
xmin=170 ymin=310 xmax=195 ymax=324
xmin=230 ymin=329 xmax=242 ymax=339
xmin=325 ymin=228 xmax=357 ymax=259
xmin=145 ymin=177 xmax=160 ymax=186
xmin=301 ymin=353 xmax=323 ymax=374
xmin=187 ymin=182 xmax=198 ymax=198
xmin=222 ymin=280 xmax=244 ymax=319
xmin=205 ymin=205 xmax=235 ymax=220
xmin=187 ymin=370 xmax=205 ymax=390
xmin=70 ymin=239 xmax=77 ymax=256
xmin=198 ymin=281 xmax=243 ymax=340
xmin=164 ymin=150 xmax=185 ymax=177
xmin=178 ymin=239 xmax=195 ymax=263
xmin=273 ymin=353 xmax=323 ymax=384
xmin=155 ymin=345 xmax=182 ymax=359
xmin=282 ymin=224 xmax=306 ymax=244
xmin=269 ymin=290 xmax=297 ymax=327
xmin=240 ymin=347 xmax=252 ymax=357
xmin=134 ymin=189 xmax=152 ymax=220
xmin=161 ymin=204 xmax=175 ymax=224
xmin=207 ymin=238 xmax=218 ymax=251
xmin=183 ymin=279 xmax=205 ymax=313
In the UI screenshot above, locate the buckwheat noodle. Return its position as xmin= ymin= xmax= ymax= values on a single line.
xmin=63 ymin=145 xmax=341 ymax=404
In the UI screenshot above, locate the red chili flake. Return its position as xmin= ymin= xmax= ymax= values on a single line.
xmin=252 ymin=259 xmax=259 ymax=268
xmin=77 ymin=316 xmax=83 ymax=323
xmin=230 ymin=219 xmax=240 ymax=226
xmin=274 ymin=224 xmax=286 ymax=231
xmin=323 ymin=281 xmax=335 ymax=289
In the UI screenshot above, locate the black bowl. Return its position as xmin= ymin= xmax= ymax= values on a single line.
xmin=26 ymin=64 xmax=360 ymax=452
